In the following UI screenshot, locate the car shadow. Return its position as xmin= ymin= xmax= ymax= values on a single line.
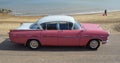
xmin=0 ymin=38 xmax=95 ymax=51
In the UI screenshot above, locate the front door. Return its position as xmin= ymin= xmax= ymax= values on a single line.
xmin=58 ymin=22 xmax=81 ymax=46
xmin=40 ymin=22 xmax=58 ymax=46
xmin=41 ymin=30 xmax=58 ymax=46
xmin=58 ymin=30 xmax=80 ymax=46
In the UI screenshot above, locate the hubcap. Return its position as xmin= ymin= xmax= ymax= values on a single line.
xmin=30 ymin=40 xmax=39 ymax=49
xmin=90 ymin=40 xmax=98 ymax=48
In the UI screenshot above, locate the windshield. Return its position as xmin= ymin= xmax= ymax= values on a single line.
xmin=73 ymin=21 xmax=81 ymax=30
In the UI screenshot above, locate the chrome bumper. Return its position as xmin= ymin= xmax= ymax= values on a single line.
xmin=102 ymin=31 xmax=110 ymax=44
xmin=102 ymin=40 xmax=108 ymax=44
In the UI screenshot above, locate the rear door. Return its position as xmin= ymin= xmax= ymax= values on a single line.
xmin=40 ymin=22 xmax=58 ymax=46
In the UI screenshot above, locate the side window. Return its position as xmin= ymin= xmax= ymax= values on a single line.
xmin=59 ymin=22 xmax=73 ymax=30
xmin=41 ymin=22 xmax=57 ymax=30
xmin=47 ymin=23 xmax=57 ymax=30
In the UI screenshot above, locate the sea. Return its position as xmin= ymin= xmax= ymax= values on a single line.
xmin=0 ymin=0 xmax=120 ymax=16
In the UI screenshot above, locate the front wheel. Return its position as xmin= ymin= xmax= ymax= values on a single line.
xmin=26 ymin=40 xmax=40 ymax=50
xmin=87 ymin=40 xmax=100 ymax=50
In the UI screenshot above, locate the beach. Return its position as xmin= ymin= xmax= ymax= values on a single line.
xmin=0 ymin=12 xmax=120 ymax=63
xmin=0 ymin=11 xmax=120 ymax=35
xmin=1 ymin=0 xmax=120 ymax=63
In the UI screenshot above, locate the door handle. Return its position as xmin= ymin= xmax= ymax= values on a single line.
xmin=58 ymin=30 xmax=63 ymax=32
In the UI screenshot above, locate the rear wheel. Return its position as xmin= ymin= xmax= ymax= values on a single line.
xmin=87 ymin=40 xmax=100 ymax=50
xmin=26 ymin=40 xmax=40 ymax=50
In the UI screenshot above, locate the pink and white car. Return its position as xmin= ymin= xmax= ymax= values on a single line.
xmin=9 ymin=15 xmax=109 ymax=50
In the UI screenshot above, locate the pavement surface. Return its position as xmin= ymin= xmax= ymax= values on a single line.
xmin=0 ymin=34 xmax=120 ymax=63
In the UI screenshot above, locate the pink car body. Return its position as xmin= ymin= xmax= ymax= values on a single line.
xmin=9 ymin=15 xmax=109 ymax=50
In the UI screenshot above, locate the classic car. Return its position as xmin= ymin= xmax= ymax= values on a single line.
xmin=9 ymin=15 xmax=109 ymax=50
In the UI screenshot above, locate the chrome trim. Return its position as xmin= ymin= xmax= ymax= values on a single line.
xmin=43 ymin=35 xmax=80 ymax=38
xmin=43 ymin=35 xmax=57 ymax=38
xmin=60 ymin=36 xmax=80 ymax=38
xmin=83 ymin=35 xmax=89 ymax=37
xmin=108 ymin=32 xmax=110 ymax=36
xmin=100 ymin=36 xmax=105 ymax=38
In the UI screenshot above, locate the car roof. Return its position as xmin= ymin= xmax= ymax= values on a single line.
xmin=36 ymin=15 xmax=76 ymax=24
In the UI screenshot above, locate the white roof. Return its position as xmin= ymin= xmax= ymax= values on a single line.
xmin=36 ymin=15 xmax=75 ymax=24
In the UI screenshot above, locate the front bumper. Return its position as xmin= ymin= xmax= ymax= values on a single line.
xmin=102 ymin=31 xmax=110 ymax=44
xmin=102 ymin=40 xmax=108 ymax=44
